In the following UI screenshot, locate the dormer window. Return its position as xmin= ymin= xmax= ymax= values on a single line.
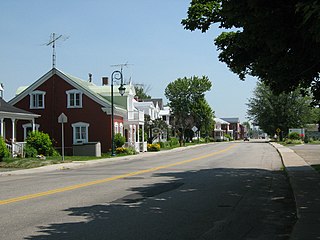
xmin=30 ymin=90 xmax=46 ymax=109
xmin=66 ymin=89 xmax=83 ymax=108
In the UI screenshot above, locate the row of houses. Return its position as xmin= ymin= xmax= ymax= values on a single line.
xmin=0 ymin=67 xmax=246 ymax=157
xmin=213 ymin=117 xmax=247 ymax=141
xmin=0 ymin=68 xmax=170 ymax=156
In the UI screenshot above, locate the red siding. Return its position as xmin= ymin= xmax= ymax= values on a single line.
xmin=13 ymin=74 xmax=122 ymax=154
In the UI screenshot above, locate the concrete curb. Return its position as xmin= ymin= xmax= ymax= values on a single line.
xmin=270 ymin=142 xmax=320 ymax=240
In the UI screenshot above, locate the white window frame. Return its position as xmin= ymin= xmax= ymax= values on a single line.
xmin=30 ymin=90 xmax=46 ymax=109
xmin=120 ymin=123 xmax=123 ymax=135
xmin=72 ymin=122 xmax=89 ymax=144
xmin=22 ymin=123 xmax=40 ymax=140
xmin=66 ymin=89 xmax=83 ymax=108
xmin=114 ymin=122 xmax=119 ymax=134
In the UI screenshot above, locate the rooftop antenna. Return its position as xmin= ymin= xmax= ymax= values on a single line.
xmin=45 ymin=33 xmax=69 ymax=68
xmin=110 ymin=62 xmax=133 ymax=73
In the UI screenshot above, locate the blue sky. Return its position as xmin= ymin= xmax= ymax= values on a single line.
xmin=0 ymin=0 xmax=257 ymax=122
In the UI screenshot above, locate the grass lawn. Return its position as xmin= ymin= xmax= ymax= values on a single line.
xmin=0 ymin=153 xmax=121 ymax=169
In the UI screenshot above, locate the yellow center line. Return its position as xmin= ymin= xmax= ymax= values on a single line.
xmin=0 ymin=144 xmax=236 ymax=205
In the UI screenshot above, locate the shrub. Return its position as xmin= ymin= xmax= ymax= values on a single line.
xmin=114 ymin=133 xmax=126 ymax=148
xmin=115 ymin=146 xmax=137 ymax=155
xmin=224 ymin=134 xmax=233 ymax=141
xmin=169 ymin=137 xmax=179 ymax=147
xmin=116 ymin=147 xmax=126 ymax=154
xmin=147 ymin=143 xmax=160 ymax=151
xmin=26 ymin=131 xmax=56 ymax=156
xmin=285 ymin=139 xmax=303 ymax=145
xmin=124 ymin=146 xmax=137 ymax=155
xmin=288 ymin=132 xmax=301 ymax=140
xmin=24 ymin=145 xmax=38 ymax=158
xmin=0 ymin=137 xmax=10 ymax=161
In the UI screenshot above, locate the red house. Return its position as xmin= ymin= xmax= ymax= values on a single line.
xmin=9 ymin=68 xmax=129 ymax=155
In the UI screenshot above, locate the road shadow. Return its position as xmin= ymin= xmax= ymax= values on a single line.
xmin=24 ymin=168 xmax=296 ymax=240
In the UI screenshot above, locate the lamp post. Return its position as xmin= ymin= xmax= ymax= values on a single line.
xmin=111 ymin=70 xmax=126 ymax=156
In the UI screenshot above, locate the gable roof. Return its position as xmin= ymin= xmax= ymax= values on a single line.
xmin=214 ymin=118 xmax=230 ymax=125
xmin=221 ymin=117 xmax=240 ymax=123
xmin=9 ymin=68 xmax=127 ymax=115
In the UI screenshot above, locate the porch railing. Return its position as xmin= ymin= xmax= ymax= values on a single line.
xmin=6 ymin=142 xmax=26 ymax=158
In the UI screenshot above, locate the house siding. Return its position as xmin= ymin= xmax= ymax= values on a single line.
xmin=13 ymin=74 xmax=119 ymax=154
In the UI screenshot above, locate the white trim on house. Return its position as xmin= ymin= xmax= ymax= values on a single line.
xmin=66 ymin=89 xmax=83 ymax=108
xmin=71 ymin=122 xmax=89 ymax=144
xmin=29 ymin=90 xmax=46 ymax=109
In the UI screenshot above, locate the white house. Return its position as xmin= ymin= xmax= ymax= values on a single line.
xmin=214 ymin=117 xmax=232 ymax=141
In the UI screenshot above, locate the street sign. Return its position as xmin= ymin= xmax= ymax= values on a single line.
xmin=58 ymin=113 xmax=68 ymax=123
xmin=58 ymin=113 xmax=67 ymax=161
xmin=276 ymin=128 xmax=281 ymax=133
xmin=192 ymin=126 xmax=198 ymax=132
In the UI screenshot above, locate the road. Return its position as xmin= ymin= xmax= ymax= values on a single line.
xmin=0 ymin=142 xmax=296 ymax=240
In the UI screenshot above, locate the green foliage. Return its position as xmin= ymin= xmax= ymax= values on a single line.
xmin=26 ymin=131 xmax=57 ymax=156
xmin=169 ymin=137 xmax=179 ymax=147
xmin=0 ymin=137 xmax=10 ymax=161
xmin=247 ymin=82 xmax=314 ymax=135
xmin=224 ymin=134 xmax=233 ymax=141
xmin=191 ymin=98 xmax=214 ymax=137
xmin=114 ymin=133 xmax=126 ymax=148
xmin=288 ymin=132 xmax=302 ymax=140
xmin=182 ymin=0 xmax=320 ymax=104
xmin=165 ymin=76 xmax=213 ymax=142
xmin=115 ymin=147 xmax=137 ymax=155
xmin=134 ymin=84 xmax=152 ymax=100
xmin=147 ymin=143 xmax=160 ymax=152
xmin=24 ymin=145 xmax=38 ymax=158
xmin=284 ymin=139 xmax=303 ymax=145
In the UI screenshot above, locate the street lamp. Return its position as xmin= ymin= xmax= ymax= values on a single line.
xmin=111 ymin=70 xmax=126 ymax=156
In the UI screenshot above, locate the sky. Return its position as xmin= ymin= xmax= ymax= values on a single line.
xmin=0 ymin=0 xmax=257 ymax=122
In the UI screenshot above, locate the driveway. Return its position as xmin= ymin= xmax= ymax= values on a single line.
xmin=288 ymin=144 xmax=320 ymax=166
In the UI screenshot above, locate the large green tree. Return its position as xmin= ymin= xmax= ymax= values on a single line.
xmin=182 ymin=0 xmax=320 ymax=104
xmin=247 ymin=82 xmax=314 ymax=136
xmin=192 ymin=98 xmax=214 ymax=138
xmin=165 ymin=76 xmax=213 ymax=144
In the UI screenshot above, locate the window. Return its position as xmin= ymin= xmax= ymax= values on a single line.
xmin=72 ymin=122 xmax=89 ymax=144
xmin=30 ymin=91 xmax=46 ymax=109
xmin=66 ymin=90 xmax=83 ymax=108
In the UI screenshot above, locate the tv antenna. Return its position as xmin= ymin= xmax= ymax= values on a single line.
xmin=110 ymin=62 xmax=133 ymax=72
xmin=45 ymin=33 xmax=69 ymax=68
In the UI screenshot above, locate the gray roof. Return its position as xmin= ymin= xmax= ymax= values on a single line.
xmin=221 ymin=117 xmax=240 ymax=123
xmin=0 ymin=98 xmax=35 ymax=115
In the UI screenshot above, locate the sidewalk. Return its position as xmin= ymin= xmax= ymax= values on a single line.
xmin=270 ymin=142 xmax=320 ymax=240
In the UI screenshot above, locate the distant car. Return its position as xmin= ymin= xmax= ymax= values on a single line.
xmin=244 ymin=137 xmax=250 ymax=141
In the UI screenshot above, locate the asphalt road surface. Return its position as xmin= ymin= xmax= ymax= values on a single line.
xmin=0 ymin=141 xmax=296 ymax=240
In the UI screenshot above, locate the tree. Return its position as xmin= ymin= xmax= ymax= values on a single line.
xmin=165 ymin=76 xmax=212 ymax=145
xmin=182 ymin=0 xmax=320 ymax=104
xmin=247 ymin=82 xmax=314 ymax=136
xmin=134 ymin=84 xmax=151 ymax=100
xmin=191 ymin=98 xmax=214 ymax=138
